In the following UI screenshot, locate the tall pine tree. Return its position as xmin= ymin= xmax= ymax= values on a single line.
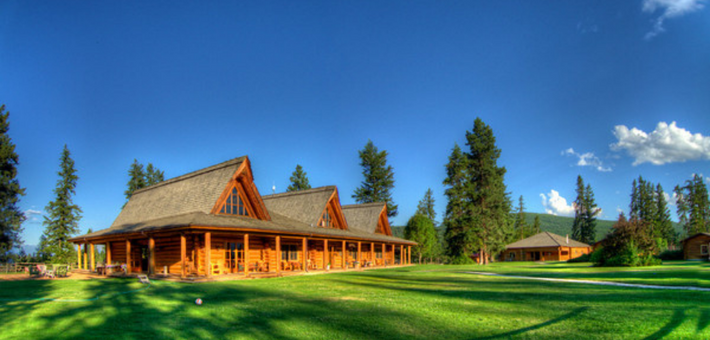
xmin=531 ymin=215 xmax=542 ymax=235
xmin=125 ymin=160 xmax=164 ymax=203
xmin=675 ymin=174 xmax=710 ymax=236
xmin=416 ymin=188 xmax=437 ymax=225
xmin=0 ymin=105 xmax=26 ymax=261
xmin=443 ymin=118 xmax=512 ymax=265
xmin=352 ymin=140 xmax=398 ymax=218
xmin=39 ymin=145 xmax=82 ymax=264
xmin=571 ymin=176 xmax=600 ymax=245
xmin=287 ymin=164 xmax=312 ymax=192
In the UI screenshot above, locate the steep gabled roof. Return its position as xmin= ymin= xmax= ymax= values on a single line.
xmin=342 ymin=202 xmax=391 ymax=236
xmin=505 ymin=232 xmax=590 ymax=249
xmin=111 ymin=156 xmax=269 ymax=227
xmin=261 ymin=186 xmax=347 ymax=228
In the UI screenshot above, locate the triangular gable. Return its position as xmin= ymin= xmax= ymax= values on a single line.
xmin=316 ymin=188 xmax=348 ymax=230
xmin=211 ymin=157 xmax=270 ymax=221
xmin=375 ymin=204 xmax=392 ymax=236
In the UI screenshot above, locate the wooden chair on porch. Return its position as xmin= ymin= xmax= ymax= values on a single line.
xmin=281 ymin=260 xmax=291 ymax=271
xmin=210 ymin=262 xmax=222 ymax=276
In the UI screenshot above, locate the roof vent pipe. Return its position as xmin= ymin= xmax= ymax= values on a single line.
xmin=566 ymin=235 xmax=569 ymax=244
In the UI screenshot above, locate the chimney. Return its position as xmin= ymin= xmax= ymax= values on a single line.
xmin=566 ymin=235 xmax=569 ymax=244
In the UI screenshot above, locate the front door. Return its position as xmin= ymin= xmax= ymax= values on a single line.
xmin=140 ymin=246 xmax=149 ymax=272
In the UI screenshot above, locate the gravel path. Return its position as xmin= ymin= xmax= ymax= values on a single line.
xmin=464 ymin=271 xmax=710 ymax=292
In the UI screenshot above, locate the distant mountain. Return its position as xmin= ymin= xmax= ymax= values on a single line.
xmin=392 ymin=212 xmax=682 ymax=243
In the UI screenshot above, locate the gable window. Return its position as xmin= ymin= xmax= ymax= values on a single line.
xmin=219 ymin=187 xmax=250 ymax=216
xmin=702 ymin=245 xmax=708 ymax=255
xmin=321 ymin=209 xmax=332 ymax=228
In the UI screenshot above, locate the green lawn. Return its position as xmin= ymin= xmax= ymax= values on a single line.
xmin=1 ymin=262 xmax=709 ymax=339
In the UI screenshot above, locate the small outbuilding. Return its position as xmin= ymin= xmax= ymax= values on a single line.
xmin=681 ymin=233 xmax=710 ymax=260
xmin=501 ymin=232 xmax=592 ymax=262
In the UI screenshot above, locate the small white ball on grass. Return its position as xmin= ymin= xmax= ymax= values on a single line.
xmin=195 ymin=298 xmax=203 ymax=305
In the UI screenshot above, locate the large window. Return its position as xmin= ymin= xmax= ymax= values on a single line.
xmin=320 ymin=209 xmax=332 ymax=228
xmin=281 ymin=244 xmax=298 ymax=261
xmin=220 ymin=187 xmax=250 ymax=216
xmin=702 ymin=245 xmax=708 ymax=255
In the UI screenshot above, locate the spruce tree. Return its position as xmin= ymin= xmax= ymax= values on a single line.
xmin=416 ymin=188 xmax=437 ymax=225
xmin=513 ymin=195 xmax=528 ymax=240
xmin=287 ymin=164 xmax=312 ymax=192
xmin=571 ymin=176 xmax=599 ymax=244
xmin=531 ymin=215 xmax=542 ymax=235
xmin=0 ymin=105 xmax=26 ymax=261
xmin=352 ymin=140 xmax=398 ymax=218
xmin=443 ymin=118 xmax=512 ymax=265
xmin=443 ymin=144 xmax=474 ymax=263
xmin=655 ymin=183 xmax=675 ymax=248
xmin=145 ymin=163 xmax=165 ymax=186
xmin=125 ymin=159 xmax=146 ymax=201
xmin=40 ymin=145 xmax=82 ymax=264
xmin=675 ymin=174 xmax=710 ymax=236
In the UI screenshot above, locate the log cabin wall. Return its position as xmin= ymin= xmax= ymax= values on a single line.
xmin=308 ymin=240 xmax=324 ymax=269
xmin=154 ymin=236 xmax=182 ymax=275
xmin=109 ymin=242 xmax=126 ymax=265
xmin=684 ymin=234 xmax=710 ymax=260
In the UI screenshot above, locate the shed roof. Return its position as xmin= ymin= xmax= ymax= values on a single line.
xmin=505 ymin=232 xmax=590 ymax=249
xmin=680 ymin=232 xmax=710 ymax=243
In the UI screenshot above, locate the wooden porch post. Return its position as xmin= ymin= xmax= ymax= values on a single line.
xmin=357 ymin=242 xmax=361 ymax=268
xmin=205 ymin=232 xmax=212 ymax=278
xmin=557 ymin=247 xmax=562 ymax=261
xmin=148 ymin=236 xmax=155 ymax=276
xmin=83 ymin=245 xmax=88 ymax=270
xmin=302 ymin=238 xmax=307 ymax=271
xmin=180 ymin=233 xmax=186 ymax=278
xmin=324 ymin=239 xmax=328 ymax=270
xmin=370 ymin=242 xmax=374 ymax=265
xmin=381 ymin=243 xmax=385 ymax=266
xmin=244 ymin=233 xmax=250 ymax=276
xmin=342 ymin=240 xmax=346 ymax=270
xmin=390 ymin=244 xmax=394 ymax=265
xmin=276 ymin=236 xmax=281 ymax=274
xmin=77 ymin=244 xmax=82 ymax=269
xmin=400 ymin=245 xmax=403 ymax=265
xmin=106 ymin=242 xmax=112 ymax=265
xmin=408 ymin=245 xmax=411 ymax=264
xmin=126 ymin=240 xmax=131 ymax=273
xmin=89 ymin=243 xmax=95 ymax=272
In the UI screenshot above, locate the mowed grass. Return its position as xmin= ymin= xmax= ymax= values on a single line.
xmin=1 ymin=262 xmax=709 ymax=340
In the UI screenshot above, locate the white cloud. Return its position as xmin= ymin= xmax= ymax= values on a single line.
xmin=24 ymin=209 xmax=44 ymax=223
xmin=643 ymin=0 xmax=705 ymax=40
xmin=540 ymin=190 xmax=576 ymax=217
xmin=562 ymin=148 xmax=612 ymax=172
xmin=611 ymin=121 xmax=710 ymax=165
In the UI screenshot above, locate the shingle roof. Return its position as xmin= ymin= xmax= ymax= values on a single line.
xmin=342 ymin=202 xmax=385 ymax=234
xmin=505 ymin=232 xmax=590 ymax=249
xmin=261 ymin=187 xmax=335 ymax=227
xmin=111 ymin=157 xmax=245 ymax=227
xmin=70 ymin=157 xmax=415 ymax=245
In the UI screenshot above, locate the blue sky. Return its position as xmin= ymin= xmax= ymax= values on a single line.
xmin=1 ymin=1 xmax=709 ymax=246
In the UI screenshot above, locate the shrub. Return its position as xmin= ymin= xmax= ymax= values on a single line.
xmin=657 ymin=249 xmax=684 ymax=261
xmin=567 ymin=253 xmax=591 ymax=263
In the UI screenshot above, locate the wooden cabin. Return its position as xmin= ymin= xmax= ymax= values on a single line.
xmin=501 ymin=232 xmax=591 ymax=262
xmin=69 ymin=156 xmax=415 ymax=279
xmin=681 ymin=233 xmax=710 ymax=260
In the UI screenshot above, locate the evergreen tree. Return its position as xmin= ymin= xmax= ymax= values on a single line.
xmin=287 ymin=164 xmax=312 ymax=192
xmin=655 ymin=183 xmax=675 ymax=248
xmin=39 ymin=145 xmax=82 ymax=264
xmin=145 ymin=163 xmax=165 ymax=186
xmin=0 ymin=105 xmax=26 ymax=262
xmin=124 ymin=160 xmax=164 ymax=203
xmin=416 ymin=188 xmax=437 ymax=225
xmin=404 ymin=214 xmax=438 ymax=264
xmin=125 ymin=159 xmax=146 ymax=201
xmin=675 ymin=174 xmax=710 ymax=236
xmin=531 ymin=215 xmax=542 ymax=235
xmin=352 ymin=140 xmax=398 ymax=218
xmin=571 ymin=176 xmax=600 ymax=244
xmin=513 ymin=195 xmax=529 ymax=240
xmin=443 ymin=144 xmax=474 ymax=263
xmin=443 ymin=118 xmax=512 ymax=265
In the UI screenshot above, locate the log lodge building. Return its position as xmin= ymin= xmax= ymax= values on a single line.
xmin=69 ymin=156 xmax=415 ymax=279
